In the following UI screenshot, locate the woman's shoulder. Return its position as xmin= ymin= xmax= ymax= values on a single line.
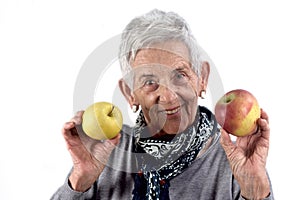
xmin=198 ymin=131 xmax=228 ymax=162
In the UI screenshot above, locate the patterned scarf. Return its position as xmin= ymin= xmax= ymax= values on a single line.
xmin=132 ymin=106 xmax=217 ymax=200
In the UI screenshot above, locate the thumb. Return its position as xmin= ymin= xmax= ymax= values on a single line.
xmin=220 ymin=128 xmax=236 ymax=156
xmin=107 ymin=133 xmax=121 ymax=146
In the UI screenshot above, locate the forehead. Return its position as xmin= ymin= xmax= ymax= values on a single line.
xmin=130 ymin=40 xmax=190 ymax=68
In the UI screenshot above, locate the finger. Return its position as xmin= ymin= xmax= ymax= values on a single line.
xmin=257 ymin=118 xmax=270 ymax=140
xmin=71 ymin=110 xmax=84 ymax=125
xmin=63 ymin=121 xmax=75 ymax=131
xmin=76 ymin=110 xmax=84 ymax=117
xmin=96 ymin=134 xmax=121 ymax=155
xmin=61 ymin=122 xmax=81 ymax=148
xmin=220 ymin=128 xmax=236 ymax=156
xmin=91 ymin=134 xmax=122 ymax=162
xmin=62 ymin=122 xmax=77 ymax=138
xmin=260 ymin=108 xmax=269 ymax=123
xmin=107 ymin=133 xmax=121 ymax=146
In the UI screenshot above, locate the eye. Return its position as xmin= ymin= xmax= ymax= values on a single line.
xmin=172 ymin=71 xmax=189 ymax=85
xmin=145 ymin=79 xmax=156 ymax=85
xmin=175 ymin=72 xmax=186 ymax=79
xmin=143 ymin=79 xmax=159 ymax=91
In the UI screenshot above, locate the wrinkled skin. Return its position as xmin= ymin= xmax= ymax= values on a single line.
xmin=220 ymin=109 xmax=270 ymax=199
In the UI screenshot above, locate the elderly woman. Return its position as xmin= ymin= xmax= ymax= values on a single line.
xmin=51 ymin=9 xmax=274 ymax=200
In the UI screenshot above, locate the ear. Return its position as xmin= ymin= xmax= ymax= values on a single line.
xmin=198 ymin=61 xmax=210 ymax=96
xmin=118 ymin=78 xmax=137 ymax=108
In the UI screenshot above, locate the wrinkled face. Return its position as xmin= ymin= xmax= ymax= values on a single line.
xmin=128 ymin=41 xmax=201 ymax=135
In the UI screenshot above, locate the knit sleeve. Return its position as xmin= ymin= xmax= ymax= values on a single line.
xmin=50 ymin=171 xmax=97 ymax=200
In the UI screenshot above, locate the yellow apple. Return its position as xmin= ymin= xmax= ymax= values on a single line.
xmin=214 ymin=89 xmax=260 ymax=137
xmin=82 ymin=102 xmax=123 ymax=140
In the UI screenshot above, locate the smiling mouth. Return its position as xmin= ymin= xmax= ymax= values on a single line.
xmin=164 ymin=107 xmax=180 ymax=115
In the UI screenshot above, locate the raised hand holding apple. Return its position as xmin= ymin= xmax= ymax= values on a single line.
xmin=220 ymin=108 xmax=271 ymax=199
xmin=216 ymin=89 xmax=271 ymax=199
xmin=62 ymin=104 xmax=122 ymax=192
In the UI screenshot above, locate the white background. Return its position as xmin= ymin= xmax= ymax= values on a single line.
xmin=1 ymin=0 xmax=299 ymax=199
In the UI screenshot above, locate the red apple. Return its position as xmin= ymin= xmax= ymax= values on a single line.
xmin=214 ymin=89 xmax=260 ymax=137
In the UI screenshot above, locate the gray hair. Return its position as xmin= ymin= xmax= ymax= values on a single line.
xmin=118 ymin=9 xmax=208 ymax=76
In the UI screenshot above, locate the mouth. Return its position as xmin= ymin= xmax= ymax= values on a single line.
xmin=163 ymin=106 xmax=181 ymax=115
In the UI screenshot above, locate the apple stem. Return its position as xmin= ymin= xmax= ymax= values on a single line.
xmin=108 ymin=106 xmax=114 ymax=117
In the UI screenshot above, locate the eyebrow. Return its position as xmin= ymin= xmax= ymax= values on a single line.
xmin=138 ymin=67 xmax=188 ymax=78
xmin=138 ymin=73 xmax=157 ymax=82
xmin=173 ymin=66 xmax=189 ymax=74
xmin=175 ymin=67 xmax=186 ymax=71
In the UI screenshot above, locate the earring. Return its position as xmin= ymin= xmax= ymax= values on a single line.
xmin=132 ymin=104 xmax=139 ymax=113
xmin=200 ymin=90 xmax=206 ymax=99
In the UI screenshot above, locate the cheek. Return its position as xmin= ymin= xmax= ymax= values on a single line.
xmin=175 ymin=84 xmax=198 ymax=102
xmin=175 ymin=85 xmax=198 ymax=116
xmin=136 ymin=93 xmax=166 ymax=127
xmin=134 ymin=91 xmax=157 ymax=111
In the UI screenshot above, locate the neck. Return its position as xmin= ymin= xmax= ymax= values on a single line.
xmin=152 ymin=131 xmax=176 ymax=141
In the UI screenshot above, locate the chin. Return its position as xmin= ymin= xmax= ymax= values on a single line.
xmin=162 ymin=122 xmax=186 ymax=134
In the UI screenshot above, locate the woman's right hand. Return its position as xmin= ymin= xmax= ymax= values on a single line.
xmin=62 ymin=111 xmax=121 ymax=192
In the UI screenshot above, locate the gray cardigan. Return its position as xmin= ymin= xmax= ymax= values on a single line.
xmin=51 ymin=125 xmax=274 ymax=200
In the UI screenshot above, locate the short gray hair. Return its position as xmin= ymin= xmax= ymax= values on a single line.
xmin=118 ymin=9 xmax=207 ymax=76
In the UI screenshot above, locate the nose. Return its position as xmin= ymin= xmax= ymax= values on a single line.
xmin=158 ymin=85 xmax=177 ymax=104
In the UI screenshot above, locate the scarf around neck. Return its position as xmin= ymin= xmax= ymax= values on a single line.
xmin=132 ymin=106 xmax=218 ymax=200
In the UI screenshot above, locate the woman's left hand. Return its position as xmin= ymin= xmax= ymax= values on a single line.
xmin=220 ymin=108 xmax=271 ymax=199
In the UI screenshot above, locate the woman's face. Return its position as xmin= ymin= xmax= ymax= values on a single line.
xmin=127 ymin=41 xmax=202 ymax=135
